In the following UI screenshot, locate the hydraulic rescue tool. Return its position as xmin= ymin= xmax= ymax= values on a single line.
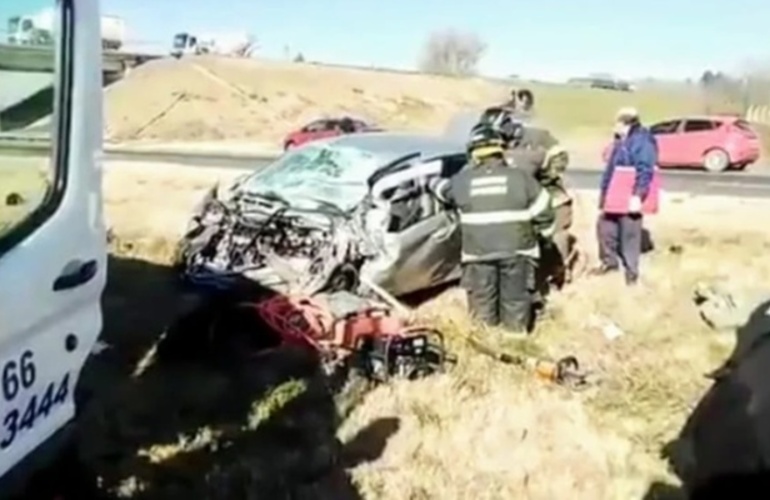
xmin=244 ymin=291 xmax=454 ymax=382
xmin=466 ymin=336 xmax=591 ymax=389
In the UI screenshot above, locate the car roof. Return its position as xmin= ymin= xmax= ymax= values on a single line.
xmin=306 ymin=115 xmax=373 ymax=124
xmin=655 ymin=115 xmax=741 ymax=124
xmin=315 ymin=132 xmax=465 ymax=160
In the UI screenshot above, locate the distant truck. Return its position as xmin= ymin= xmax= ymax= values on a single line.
xmin=7 ymin=8 xmax=125 ymax=51
xmin=568 ymin=76 xmax=634 ymax=92
xmin=171 ymin=32 xmax=256 ymax=58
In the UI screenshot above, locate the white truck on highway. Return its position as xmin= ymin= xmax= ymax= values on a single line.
xmin=171 ymin=32 xmax=256 ymax=58
xmin=6 ymin=7 xmax=124 ymax=51
xmin=0 ymin=0 xmax=106 ymax=497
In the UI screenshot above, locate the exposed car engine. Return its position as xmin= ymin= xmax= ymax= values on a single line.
xmin=175 ymin=186 xmax=369 ymax=295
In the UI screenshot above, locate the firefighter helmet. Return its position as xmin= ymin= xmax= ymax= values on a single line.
xmin=467 ymin=124 xmax=506 ymax=161
xmin=478 ymin=106 xmax=524 ymax=146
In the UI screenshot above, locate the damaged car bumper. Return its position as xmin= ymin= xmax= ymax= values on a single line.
xmin=176 ymin=183 xmax=461 ymax=298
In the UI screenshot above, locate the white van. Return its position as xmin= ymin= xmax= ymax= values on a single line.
xmin=0 ymin=0 xmax=106 ymax=495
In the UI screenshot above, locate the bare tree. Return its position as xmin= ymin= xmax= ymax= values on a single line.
xmin=698 ymin=65 xmax=770 ymax=116
xmin=229 ymin=34 xmax=258 ymax=58
xmin=418 ymin=29 xmax=486 ymax=76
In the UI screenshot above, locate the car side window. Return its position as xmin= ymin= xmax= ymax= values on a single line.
xmin=441 ymin=154 xmax=468 ymax=178
xmin=0 ymin=0 xmax=73 ymax=257
xmin=302 ymin=120 xmax=326 ymax=133
xmin=683 ymin=120 xmax=717 ymax=133
xmin=372 ymin=159 xmax=445 ymax=233
xmin=649 ymin=120 xmax=682 ymax=135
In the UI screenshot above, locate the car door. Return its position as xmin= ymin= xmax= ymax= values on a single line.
xmin=649 ymin=119 xmax=683 ymax=166
xmin=0 ymin=0 xmax=106 ymax=481
xmin=680 ymin=119 xmax=719 ymax=165
xmin=362 ymin=154 xmax=465 ymax=296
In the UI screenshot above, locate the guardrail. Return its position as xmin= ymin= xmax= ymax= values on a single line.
xmin=0 ymin=43 xmax=161 ymax=74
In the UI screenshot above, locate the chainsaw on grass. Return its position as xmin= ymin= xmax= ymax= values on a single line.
xmin=245 ymin=291 xmax=454 ymax=382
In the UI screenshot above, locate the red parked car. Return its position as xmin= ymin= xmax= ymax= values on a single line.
xmin=283 ymin=117 xmax=381 ymax=150
xmin=602 ymin=115 xmax=761 ymax=172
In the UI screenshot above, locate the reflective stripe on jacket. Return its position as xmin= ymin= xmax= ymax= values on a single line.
xmin=450 ymin=157 xmax=556 ymax=263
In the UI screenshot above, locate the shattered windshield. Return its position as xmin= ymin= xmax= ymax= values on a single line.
xmin=241 ymin=144 xmax=385 ymax=211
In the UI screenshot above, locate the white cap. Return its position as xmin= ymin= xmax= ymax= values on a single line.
xmin=616 ymin=106 xmax=639 ymax=121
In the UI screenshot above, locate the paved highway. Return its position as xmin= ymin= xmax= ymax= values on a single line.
xmin=102 ymin=150 xmax=770 ymax=199
xmin=3 ymin=146 xmax=770 ymax=198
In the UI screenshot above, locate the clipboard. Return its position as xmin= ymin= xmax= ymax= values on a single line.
xmin=602 ymin=166 xmax=661 ymax=214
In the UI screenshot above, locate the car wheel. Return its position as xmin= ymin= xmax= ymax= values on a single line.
xmin=703 ymin=149 xmax=729 ymax=173
xmin=284 ymin=141 xmax=296 ymax=151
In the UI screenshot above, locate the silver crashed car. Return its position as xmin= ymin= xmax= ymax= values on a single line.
xmin=175 ymin=132 xmax=468 ymax=296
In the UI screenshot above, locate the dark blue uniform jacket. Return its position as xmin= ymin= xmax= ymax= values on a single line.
xmin=601 ymin=125 xmax=658 ymax=201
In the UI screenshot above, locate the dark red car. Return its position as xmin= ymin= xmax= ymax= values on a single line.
xmin=283 ymin=117 xmax=380 ymax=150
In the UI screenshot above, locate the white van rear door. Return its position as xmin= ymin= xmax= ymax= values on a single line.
xmin=0 ymin=0 xmax=105 ymax=478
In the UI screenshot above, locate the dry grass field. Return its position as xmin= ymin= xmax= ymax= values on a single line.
xmin=102 ymin=57 xmax=701 ymax=150
xmin=69 ymin=161 xmax=770 ymax=499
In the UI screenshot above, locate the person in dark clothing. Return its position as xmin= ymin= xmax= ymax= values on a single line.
xmin=434 ymin=125 xmax=556 ymax=332
xmin=594 ymin=107 xmax=657 ymax=285
xmin=534 ymin=145 xmax=574 ymax=290
xmin=474 ymin=108 xmax=574 ymax=295
xmin=339 ymin=117 xmax=356 ymax=133
xmin=510 ymin=131 xmax=573 ymax=298
xmin=514 ymin=89 xmax=534 ymax=122
xmin=476 ymin=106 xmax=558 ymax=175
xmin=498 ymin=88 xmax=534 ymax=122
xmin=516 ymin=89 xmax=534 ymax=110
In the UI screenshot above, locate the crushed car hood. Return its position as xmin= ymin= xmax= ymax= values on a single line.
xmin=176 ymin=163 xmax=462 ymax=297
xmin=175 ymin=184 xmax=377 ymax=295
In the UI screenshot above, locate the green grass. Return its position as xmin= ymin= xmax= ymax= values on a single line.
xmin=527 ymin=82 xmax=702 ymax=136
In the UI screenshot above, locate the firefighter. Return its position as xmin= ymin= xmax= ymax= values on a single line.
xmin=476 ymin=106 xmax=558 ymax=175
xmin=514 ymin=88 xmax=535 ymax=122
xmin=471 ymin=110 xmax=576 ymax=290
xmin=536 ymin=145 xmax=574 ymax=288
xmin=497 ymin=115 xmax=575 ymax=292
xmin=435 ymin=125 xmax=556 ymax=333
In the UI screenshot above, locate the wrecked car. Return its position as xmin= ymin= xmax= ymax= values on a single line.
xmin=175 ymin=132 xmax=468 ymax=296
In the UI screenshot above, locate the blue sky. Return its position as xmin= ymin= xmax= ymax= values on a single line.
xmin=4 ymin=0 xmax=770 ymax=81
